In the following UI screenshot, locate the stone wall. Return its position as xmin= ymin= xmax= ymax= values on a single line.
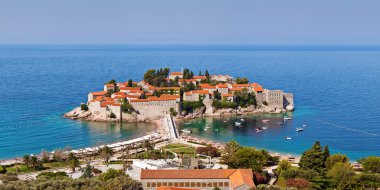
xmin=264 ymin=90 xmax=284 ymax=109
xmin=283 ymin=93 xmax=294 ymax=111
xmin=130 ymin=100 xmax=179 ymax=120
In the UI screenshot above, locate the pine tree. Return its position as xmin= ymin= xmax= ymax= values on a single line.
xmin=299 ymin=141 xmax=326 ymax=173
xmin=205 ymin=70 xmax=210 ymax=81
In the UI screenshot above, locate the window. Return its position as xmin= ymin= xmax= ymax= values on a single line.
xmin=213 ymin=182 xmax=218 ymax=187
xmin=218 ymin=182 xmax=223 ymax=187
xmin=196 ymin=182 xmax=201 ymax=187
xmin=147 ymin=182 xmax=151 ymax=187
xmin=224 ymin=182 xmax=229 ymax=186
xmin=168 ymin=182 xmax=173 ymax=186
xmin=152 ymin=182 xmax=156 ymax=187
xmin=157 ymin=182 xmax=162 ymax=187
xmin=179 ymin=182 xmax=184 ymax=187
xmin=185 ymin=182 xmax=190 ymax=187
xmin=174 ymin=182 xmax=178 ymax=187
xmin=191 ymin=182 xmax=195 ymax=187
xmin=202 ymin=182 xmax=207 ymax=187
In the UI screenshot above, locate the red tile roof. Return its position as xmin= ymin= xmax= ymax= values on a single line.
xmin=178 ymin=79 xmax=197 ymax=82
xmin=193 ymin=76 xmax=207 ymax=79
xmin=217 ymin=83 xmax=228 ymax=88
xmin=156 ymin=187 xmax=199 ymax=190
xmin=91 ymin=91 xmax=107 ymax=96
xmin=222 ymin=94 xmax=234 ymax=97
xmin=141 ymin=169 xmax=255 ymax=189
xmin=120 ymin=87 xmax=141 ymax=91
xmin=254 ymin=86 xmax=264 ymax=92
xmin=170 ymin=72 xmax=183 ymax=75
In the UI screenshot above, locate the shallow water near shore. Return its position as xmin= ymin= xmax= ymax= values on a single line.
xmin=1 ymin=45 xmax=380 ymax=160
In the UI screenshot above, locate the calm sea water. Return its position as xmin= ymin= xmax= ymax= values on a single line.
xmin=1 ymin=45 xmax=380 ymax=160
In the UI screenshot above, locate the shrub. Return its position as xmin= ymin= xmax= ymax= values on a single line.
xmin=109 ymin=112 xmax=116 ymax=118
xmin=36 ymin=171 xmax=68 ymax=180
xmin=169 ymin=107 xmax=178 ymax=116
xmin=196 ymin=146 xmax=220 ymax=158
xmin=182 ymin=101 xmax=204 ymax=113
xmin=81 ymin=104 xmax=89 ymax=111
xmin=0 ymin=172 xmax=19 ymax=183
xmin=286 ymin=178 xmax=310 ymax=189
xmin=263 ymin=101 xmax=268 ymax=106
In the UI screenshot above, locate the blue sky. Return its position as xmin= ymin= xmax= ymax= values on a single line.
xmin=0 ymin=0 xmax=379 ymax=45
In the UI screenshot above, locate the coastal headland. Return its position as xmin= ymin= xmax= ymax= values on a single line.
xmin=64 ymin=68 xmax=294 ymax=123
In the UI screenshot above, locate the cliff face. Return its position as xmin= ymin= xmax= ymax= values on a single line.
xmin=64 ymin=107 xmax=162 ymax=123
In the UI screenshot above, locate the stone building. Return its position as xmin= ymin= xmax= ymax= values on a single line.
xmin=216 ymin=84 xmax=229 ymax=94
xmin=140 ymin=169 xmax=255 ymax=190
xmin=183 ymin=91 xmax=199 ymax=102
xmin=130 ymin=96 xmax=180 ymax=119
xmin=87 ymin=91 xmax=107 ymax=102
xmin=211 ymin=74 xmax=233 ymax=82
xmin=103 ymin=84 xmax=115 ymax=92
xmin=169 ymin=72 xmax=183 ymax=80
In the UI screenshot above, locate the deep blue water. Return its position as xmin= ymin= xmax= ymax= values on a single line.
xmin=1 ymin=45 xmax=380 ymax=160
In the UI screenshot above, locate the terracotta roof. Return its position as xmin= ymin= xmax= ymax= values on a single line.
xmin=120 ymin=87 xmax=141 ymax=91
xmin=202 ymin=85 xmax=216 ymax=89
xmin=152 ymin=87 xmax=181 ymax=91
xmin=178 ymin=79 xmax=197 ymax=82
xmin=217 ymin=83 xmax=228 ymax=88
xmin=113 ymin=92 xmax=126 ymax=96
xmin=193 ymin=76 xmax=207 ymax=79
xmin=104 ymin=97 xmax=114 ymax=102
xmin=91 ymin=91 xmax=107 ymax=96
xmin=184 ymin=92 xmax=191 ymax=95
xmin=170 ymin=72 xmax=183 ymax=75
xmin=141 ymin=169 xmax=238 ymax=179
xmin=141 ymin=169 xmax=254 ymax=189
xmin=130 ymin=96 xmax=177 ymax=102
xmin=156 ymin=187 xmax=199 ymax=190
xmin=93 ymin=96 xmax=104 ymax=101
xmin=230 ymin=88 xmax=243 ymax=91
xmin=233 ymin=84 xmax=251 ymax=88
xmin=222 ymin=94 xmax=234 ymax=97
xmin=254 ymin=86 xmax=264 ymax=92
xmin=194 ymin=90 xmax=209 ymax=95
xmin=125 ymin=94 xmax=141 ymax=98
xmin=160 ymin=94 xmax=180 ymax=99
xmin=229 ymin=169 xmax=255 ymax=189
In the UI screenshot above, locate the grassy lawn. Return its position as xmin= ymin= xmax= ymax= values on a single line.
xmin=5 ymin=162 xmax=72 ymax=174
xmin=164 ymin=143 xmax=196 ymax=155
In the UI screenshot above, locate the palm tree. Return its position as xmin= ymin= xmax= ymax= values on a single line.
xmin=99 ymin=147 xmax=114 ymax=165
xmin=67 ymin=153 xmax=80 ymax=172
xmin=30 ymin=156 xmax=39 ymax=169
xmin=23 ymin=155 xmax=30 ymax=168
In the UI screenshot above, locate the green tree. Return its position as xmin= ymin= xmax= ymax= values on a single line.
xmin=327 ymin=162 xmax=356 ymax=189
xmin=205 ymin=70 xmax=210 ymax=81
xmin=99 ymin=168 xmax=125 ymax=181
xmin=355 ymin=173 xmax=380 ymax=189
xmin=236 ymin=77 xmax=249 ymax=84
xmin=81 ymin=163 xmax=94 ymax=179
xmin=36 ymin=171 xmax=68 ymax=180
xmin=169 ymin=107 xmax=177 ymax=116
xmin=277 ymin=160 xmax=292 ymax=176
xmin=106 ymin=79 xmax=116 ymax=85
xmin=361 ymin=156 xmax=380 ymax=173
xmin=22 ymin=155 xmax=30 ymax=168
xmin=326 ymin=154 xmax=349 ymax=170
xmin=127 ymin=79 xmax=133 ymax=87
xmin=299 ymin=141 xmax=327 ymax=173
xmin=109 ymin=112 xmax=116 ymax=118
xmin=81 ymin=103 xmax=89 ymax=111
xmin=228 ymin=147 xmax=266 ymax=171
xmin=66 ymin=153 xmax=80 ymax=172
xmin=99 ymin=147 xmax=114 ymax=165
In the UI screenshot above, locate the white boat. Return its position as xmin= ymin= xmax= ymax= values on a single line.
xmin=184 ymin=123 xmax=191 ymax=125
xmin=223 ymin=121 xmax=227 ymax=123
xmin=241 ymin=118 xmax=245 ymax=121
xmin=204 ymin=128 xmax=208 ymax=131
xmin=283 ymin=116 xmax=292 ymax=120
xmin=262 ymin=119 xmax=270 ymax=123
xmin=302 ymin=124 xmax=307 ymax=127
xmin=255 ymin=128 xmax=263 ymax=133
xmin=284 ymin=136 xmax=292 ymax=140
xmin=262 ymin=126 xmax=268 ymax=130
xmin=181 ymin=128 xmax=191 ymax=133
xmin=296 ymin=127 xmax=304 ymax=132
xmin=235 ymin=122 xmax=242 ymax=126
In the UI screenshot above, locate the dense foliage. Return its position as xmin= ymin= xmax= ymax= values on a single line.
xmin=196 ymin=146 xmax=220 ymax=158
xmin=0 ymin=169 xmax=142 ymax=190
xmin=80 ymin=104 xmax=89 ymax=111
xmin=143 ymin=68 xmax=170 ymax=86
xmin=233 ymin=89 xmax=256 ymax=108
xmin=277 ymin=141 xmax=380 ymax=189
xmin=181 ymin=101 xmax=204 ymax=113
xmin=221 ymin=141 xmax=277 ymax=171
xmin=235 ymin=77 xmax=249 ymax=84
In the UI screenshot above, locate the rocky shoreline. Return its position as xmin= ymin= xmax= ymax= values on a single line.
xmin=64 ymin=104 xmax=291 ymax=123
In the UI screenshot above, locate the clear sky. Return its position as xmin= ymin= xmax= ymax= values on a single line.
xmin=1 ymin=0 xmax=379 ymax=45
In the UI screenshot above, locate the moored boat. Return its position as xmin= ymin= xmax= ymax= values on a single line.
xmin=181 ymin=128 xmax=191 ymax=133
xmin=284 ymin=136 xmax=292 ymax=140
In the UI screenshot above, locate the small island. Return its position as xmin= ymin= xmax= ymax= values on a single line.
xmin=65 ymin=68 xmax=294 ymax=123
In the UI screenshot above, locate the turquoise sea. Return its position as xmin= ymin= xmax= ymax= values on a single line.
xmin=1 ymin=45 xmax=380 ymax=160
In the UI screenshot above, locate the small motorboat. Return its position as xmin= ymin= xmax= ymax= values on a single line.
xmin=181 ymin=128 xmax=191 ymax=133
xmin=283 ymin=116 xmax=292 ymax=120
xmin=302 ymin=124 xmax=307 ymax=127
xmin=241 ymin=118 xmax=245 ymax=121
xmin=284 ymin=136 xmax=292 ymax=140
xmin=296 ymin=127 xmax=304 ymax=132
xmin=262 ymin=126 xmax=268 ymax=130
xmin=256 ymin=128 xmax=263 ymax=133
xmin=184 ymin=122 xmax=191 ymax=125
xmin=223 ymin=121 xmax=227 ymax=123
xmin=204 ymin=128 xmax=208 ymax=131
xmin=235 ymin=122 xmax=242 ymax=126
xmin=262 ymin=119 xmax=270 ymax=123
